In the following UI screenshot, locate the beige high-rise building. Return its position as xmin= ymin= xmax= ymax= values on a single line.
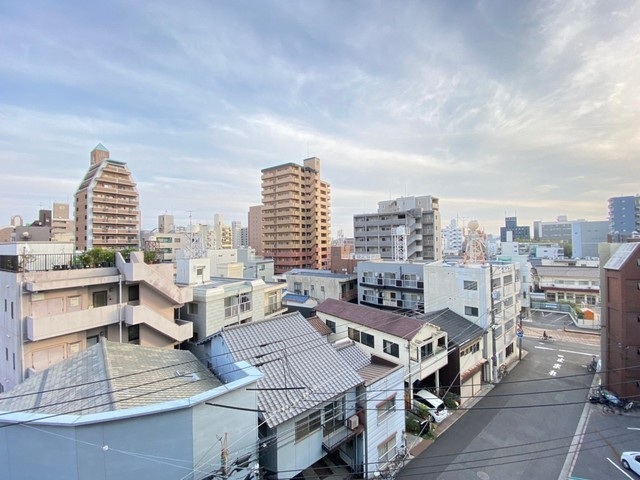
xmin=261 ymin=157 xmax=331 ymax=274
xmin=75 ymin=144 xmax=140 ymax=251
xmin=248 ymin=205 xmax=263 ymax=255
xmin=51 ymin=202 xmax=75 ymax=242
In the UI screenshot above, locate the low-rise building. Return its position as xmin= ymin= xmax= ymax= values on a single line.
xmin=0 ymin=341 xmax=261 ymax=480
xmin=284 ymin=268 xmax=358 ymax=303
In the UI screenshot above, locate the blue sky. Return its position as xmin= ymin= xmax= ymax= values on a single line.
xmin=1 ymin=0 xmax=639 ymax=236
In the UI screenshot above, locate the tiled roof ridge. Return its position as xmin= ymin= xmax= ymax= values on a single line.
xmin=100 ymin=340 xmax=119 ymax=409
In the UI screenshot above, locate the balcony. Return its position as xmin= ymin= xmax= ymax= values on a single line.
xmin=26 ymin=304 xmax=120 ymax=341
xmin=322 ymin=423 xmax=363 ymax=453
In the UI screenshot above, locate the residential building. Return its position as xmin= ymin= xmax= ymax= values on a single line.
xmin=0 ymin=341 xmax=262 ymax=480
xmin=237 ymin=247 xmax=275 ymax=282
xmin=572 ymin=220 xmax=609 ymax=259
xmin=203 ymin=312 xmax=405 ymax=479
xmin=531 ymin=263 xmax=600 ymax=307
xmin=248 ymin=205 xmax=263 ymax=255
xmin=316 ymin=299 xmax=448 ymax=392
xmin=75 ymin=144 xmax=140 ymax=250
xmin=51 ymin=202 xmax=75 ymax=242
xmin=177 ymin=256 xmax=286 ymax=347
xmin=496 ymin=247 xmax=534 ymax=315
xmin=261 ymin=158 xmax=331 ymax=274
xmin=285 ymin=268 xmax=358 ymax=303
xmin=353 ymin=195 xmax=442 ymax=262
xmin=442 ymin=218 xmax=465 ymax=257
xmin=533 ymin=216 xmax=573 ymax=243
xmin=608 ymin=195 xmax=640 ymax=241
xmin=500 ymin=216 xmax=530 ymax=242
xmin=357 ymin=260 xmax=427 ymax=312
xmin=330 ymin=238 xmax=358 ymax=275
xmin=214 ymin=214 xmax=233 ymax=249
xmin=420 ymin=308 xmax=485 ymax=404
xmin=423 ymin=260 xmax=522 ymax=383
xmin=0 ymin=243 xmax=193 ymax=392
xmin=600 ymin=242 xmax=640 ymax=399
xmin=232 ymin=220 xmax=243 ymax=248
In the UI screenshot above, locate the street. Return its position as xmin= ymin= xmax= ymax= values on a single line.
xmin=397 ymin=328 xmax=602 ymax=479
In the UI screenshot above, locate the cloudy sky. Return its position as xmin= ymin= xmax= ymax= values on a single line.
xmin=1 ymin=0 xmax=639 ymax=237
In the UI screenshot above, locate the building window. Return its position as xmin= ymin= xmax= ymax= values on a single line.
xmin=323 ymin=397 xmax=345 ymax=434
xmin=92 ymin=291 xmax=108 ymax=308
xmin=294 ymin=282 xmax=302 ymax=294
xmin=128 ymin=285 xmax=140 ymax=302
xmin=326 ymin=319 xmax=336 ymax=333
xmin=420 ymin=342 xmax=433 ymax=358
xmin=360 ymin=332 xmax=375 ymax=348
xmin=377 ymin=395 xmax=396 ymax=423
xmin=463 ymin=280 xmax=478 ymax=291
xmin=383 ymin=340 xmax=399 ymax=357
xmin=128 ymin=325 xmax=140 ymax=344
xmin=11 ymin=302 xmax=13 ymax=319
xmin=348 ymin=327 xmax=359 ymax=342
xmin=295 ymin=410 xmax=321 ymax=442
xmin=465 ymin=306 xmax=479 ymax=316
xmin=12 ymin=353 xmax=15 ymax=370
xmin=187 ymin=302 xmax=198 ymax=315
xmin=5 ymin=348 xmax=7 ymax=361
xmin=378 ymin=434 xmax=397 ymax=464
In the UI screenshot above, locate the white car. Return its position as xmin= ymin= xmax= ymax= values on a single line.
xmin=621 ymin=451 xmax=640 ymax=474
xmin=412 ymin=390 xmax=449 ymax=423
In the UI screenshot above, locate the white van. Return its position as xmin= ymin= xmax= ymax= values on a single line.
xmin=413 ymin=390 xmax=449 ymax=423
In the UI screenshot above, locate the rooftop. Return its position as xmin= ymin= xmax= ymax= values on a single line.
xmin=419 ymin=308 xmax=485 ymax=347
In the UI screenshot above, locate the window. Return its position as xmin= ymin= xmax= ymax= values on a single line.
xmin=187 ymin=302 xmax=198 ymax=315
xmin=12 ymin=353 xmax=15 ymax=370
xmin=10 ymin=301 xmax=13 ymax=319
xmin=295 ymin=410 xmax=321 ymax=441
xmin=360 ymin=332 xmax=375 ymax=348
xmin=294 ymin=282 xmax=302 ymax=294
xmin=128 ymin=325 xmax=140 ymax=344
xmin=383 ymin=340 xmax=399 ymax=357
xmin=378 ymin=434 xmax=397 ymax=464
xmin=465 ymin=306 xmax=479 ymax=316
xmin=92 ymin=291 xmax=108 ymax=308
xmin=463 ymin=280 xmax=478 ymax=291
xmin=326 ymin=319 xmax=336 ymax=333
xmin=377 ymin=395 xmax=396 ymax=422
xmin=348 ymin=327 xmax=359 ymax=341
xmin=128 ymin=285 xmax=140 ymax=302
xmin=5 ymin=348 xmax=7 ymax=361
xmin=323 ymin=397 xmax=345 ymax=434
xmin=420 ymin=342 xmax=433 ymax=358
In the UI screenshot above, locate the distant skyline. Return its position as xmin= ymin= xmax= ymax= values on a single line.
xmin=1 ymin=1 xmax=638 ymax=237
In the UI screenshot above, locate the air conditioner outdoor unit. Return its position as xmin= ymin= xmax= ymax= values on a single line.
xmin=346 ymin=415 xmax=359 ymax=430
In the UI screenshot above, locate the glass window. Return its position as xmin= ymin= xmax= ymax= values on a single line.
xmin=378 ymin=435 xmax=397 ymax=464
xmin=463 ymin=280 xmax=478 ymax=291
xmin=187 ymin=302 xmax=198 ymax=315
xmin=361 ymin=332 xmax=375 ymax=348
xmin=295 ymin=410 xmax=321 ymax=441
xmin=326 ymin=319 xmax=336 ymax=333
xmin=377 ymin=395 xmax=396 ymax=423
xmin=323 ymin=397 xmax=345 ymax=434
xmin=465 ymin=306 xmax=479 ymax=316
xmin=383 ymin=340 xmax=399 ymax=357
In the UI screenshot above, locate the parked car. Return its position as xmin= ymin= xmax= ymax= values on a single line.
xmin=621 ymin=451 xmax=640 ymax=474
xmin=413 ymin=390 xmax=449 ymax=423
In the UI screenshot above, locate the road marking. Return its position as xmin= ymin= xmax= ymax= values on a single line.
xmin=559 ymin=379 xmax=596 ymax=480
xmin=627 ymin=427 xmax=640 ymax=431
xmin=553 ymin=363 xmax=562 ymax=369
xmin=534 ymin=345 xmax=596 ymax=357
xmin=606 ymin=457 xmax=635 ymax=479
xmin=549 ymin=370 xmax=557 ymax=376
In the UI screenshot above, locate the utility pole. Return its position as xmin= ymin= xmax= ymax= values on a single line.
xmin=490 ymin=263 xmax=498 ymax=383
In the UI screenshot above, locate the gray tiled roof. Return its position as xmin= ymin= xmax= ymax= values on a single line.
xmin=316 ymin=298 xmax=424 ymax=340
xmin=419 ymin=309 xmax=484 ymax=347
xmin=533 ymin=265 xmax=600 ymax=278
xmin=334 ymin=341 xmax=402 ymax=386
xmin=219 ymin=312 xmax=363 ymax=428
xmin=0 ymin=341 xmax=221 ymax=416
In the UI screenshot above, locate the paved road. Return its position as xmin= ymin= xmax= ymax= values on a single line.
xmin=397 ymin=337 xmax=598 ymax=480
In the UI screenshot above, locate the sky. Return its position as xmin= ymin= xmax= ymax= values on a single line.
xmin=1 ymin=0 xmax=639 ymax=237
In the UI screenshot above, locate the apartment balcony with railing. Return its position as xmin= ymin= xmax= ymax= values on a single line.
xmin=26 ymin=304 xmax=121 ymax=341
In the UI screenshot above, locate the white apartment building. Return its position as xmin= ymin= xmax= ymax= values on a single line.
xmin=357 ymin=260 xmax=427 ymax=312
xmin=442 ymin=218 xmax=464 ymax=256
xmin=423 ymin=261 xmax=522 ymax=382
xmin=284 ymin=269 xmax=358 ymax=303
xmin=353 ymin=195 xmax=442 ymax=262
xmin=0 ymin=242 xmax=193 ymax=392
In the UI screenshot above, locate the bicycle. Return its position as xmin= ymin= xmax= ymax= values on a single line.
xmin=498 ymin=363 xmax=508 ymax=380
xmin=374 ymin=446 xmax=409 ymax=479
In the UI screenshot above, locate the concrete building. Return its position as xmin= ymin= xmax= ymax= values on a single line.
xmin=533 ymin=216 xmax=573 ymax=243
xmin=204 ymin=312 xmax=405 ymax=479
xmin=442 ymin=218 xmax=465 ymax=257
xmin=0 ymin=341 xmax=262 ymax=480
xmin=500 ymin=216 xmax=530 ymax=242
xmin=357 ymin=260 xmax=427 ymax=312
xmin=75 ymin=144 xmax=140 ymax=251
xmin=600 ymin=242 xmax=640 ymax=399
xmin=261 ymin=158 xmax=331 ymax=274
xmin=231 ymin=220 xmax=243 ymax=248
xmin=531 ymin=264 xmax=600 ymax=307
xmin=608 ymin=195 xmax=640 ymax=241
xmin=423 ymin=260 xmax=522 ymax=383
xmin=0 ymin=243 xmax=193 ymax=392
xmin=237 ymin=247 xmax=275 ymax=282
xmin=572 ymin=220 xmax=609 ymax=259
xmin=177 ymin=256 xmax=286 ymax=346
xmin=248 ymin=205 xmax=263 ymax=255
xmin=353 ymin=195 xmax=442 ymax=262
xmin=284 ymin=268 xmax=358 ymax=303
xmin=51 ymin=202 xmax=75 ymax=242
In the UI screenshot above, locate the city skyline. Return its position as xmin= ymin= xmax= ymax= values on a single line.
xmin=2 ymin=1 xmax=639 ymax=236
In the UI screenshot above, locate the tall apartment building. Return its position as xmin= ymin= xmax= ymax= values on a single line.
xmin=353 ymin=195 xmax=441 ymax=261
xmin=75 ymin=144 xmax=140 ymax=250
xmin=231 ymin=220 xmax=243 ymax=248
xmin=248 ymin=205 xmax=263 ymax=255
xmin=51 ymin=202 xmax=74 ymax=242
xmin=442 ymin=217 xmax=464 ymax=256
xmin=261 ymin=158 xmax=331 ymax=274
xmin=608 ymin=195 xmax=640 ymax=241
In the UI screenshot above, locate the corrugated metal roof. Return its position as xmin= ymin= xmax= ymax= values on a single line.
xmin=533 ymin=265 xmax=600 ymax=278
xmin=0 ymin=341 xmax=221 ymax=415
xmin=219 ymin=312 xmax=363 ymax=428
xmin=307 ymin=316 xmax=333 ymax=336
xmin=316 ymin=298 xmax=424 ymax=340
xmin=419 ymin=309 xmax=484 ymax=347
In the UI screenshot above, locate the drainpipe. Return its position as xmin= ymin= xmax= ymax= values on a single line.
xmin=118 ymin=274 xmax=123 ymax=343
